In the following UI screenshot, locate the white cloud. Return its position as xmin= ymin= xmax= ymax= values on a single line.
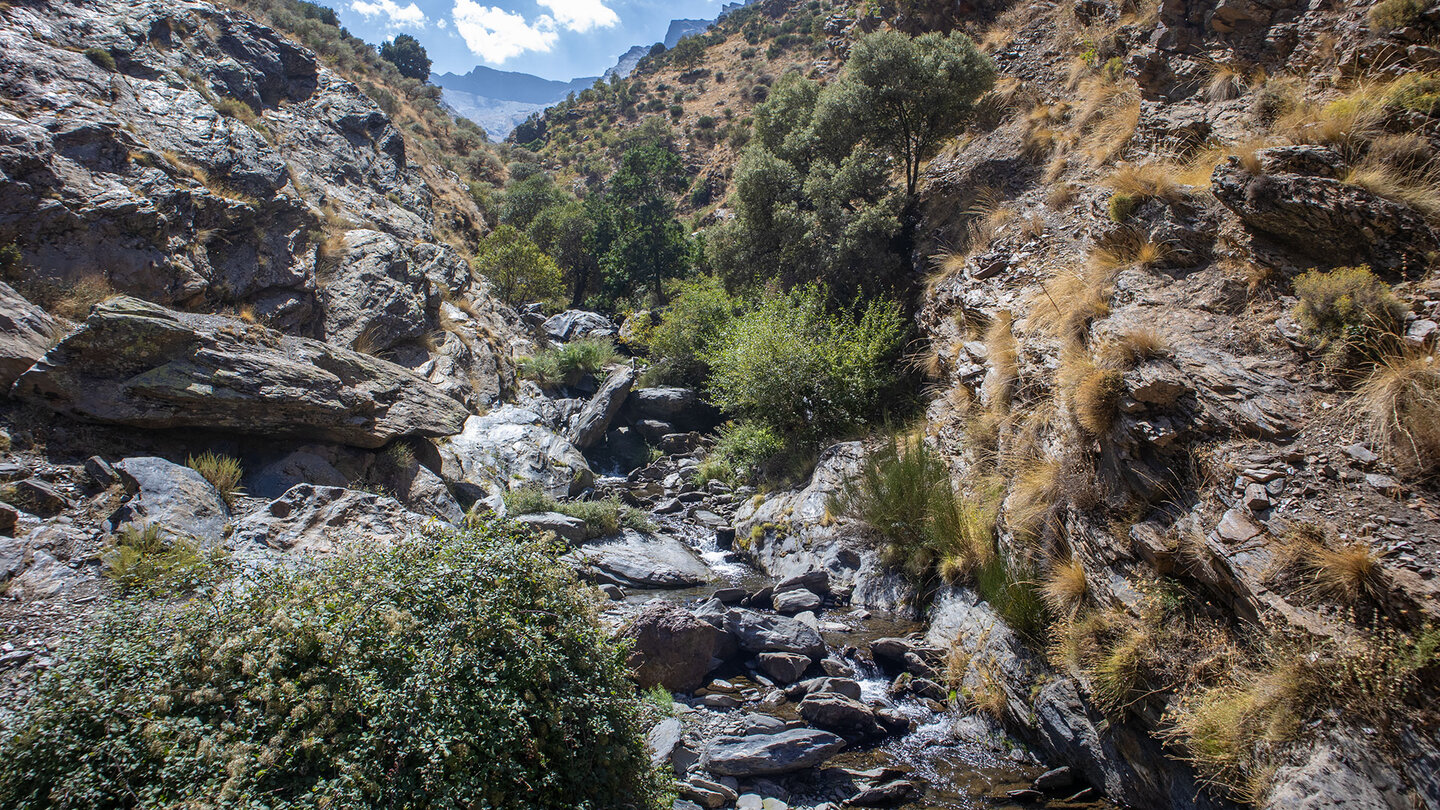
xmin=537 ymin=0 xmax=618 ymax=32
xmin=350 ymin=0 xmax=427 ymax=27
xmin=452 ymin=0 xmax=560 ymax=63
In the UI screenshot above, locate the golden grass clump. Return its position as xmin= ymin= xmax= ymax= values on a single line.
xmin=49 ymin=275 xmax=116 ymax=321
xmin=1354 ymin=350 xmax=1440 ymax=475
xmin=187 ymin=451 xmax=244 ymax=507
xmin=1028 ymin=265 xmax=1118 ymax=348
xmin=1074 ymin=76 xmax=1141 ymax=166
xmin=982 ymin=310 xmax=1019 ymax=412
xmin=1007 ymin=458 xmax=1065 ymax=542
xmin=1071 ymin=363 xmax=1126 ymax=435
xmin=1041 ymin=557 xmax=1089 ymax=616
xmin=1097 ymin=327 xmax=1170 ymax=370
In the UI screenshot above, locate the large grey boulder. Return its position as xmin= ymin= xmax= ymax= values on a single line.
xmin=321 ymin=229 xmax=432 ymax=353
xmin=797 ymin=692 xmax=887 ymax=742
xmin=513 ymin=511 xmax=588 ymax=544
xmin=701 ymin=729 xmax=847 ymax=776
xmin=724 ymin=608 xmax=825 ymax=660
xmin=439 ymin=405 xmax=594 ymax=504
xmin=108 ymin=456 xmax=229 ymax=543
xmin=1264 ymin=735 xmax=1412 ymax=810
xmin=626 ymin=387 xmax=697 ymax=420
xmin=0 ymin=282 xmax=61 ymax=388
xmin=0 ymin=522 xmax=96 ymax=599
xmin=229 ymin=483 xmax=436 ymax=561
xmin=249 ymin=450 xmax=351 ymax=498
xmin=543 ymin=309 xmax=617 ymax=341
xmin=569 ymin=530 xmax=712 ymax=589
xmin=618 ymin=601 xmax=726 ymax=692
xmin=14 ymin=297 xmax=469 ymax=449
xmin=1211 ymin=150 xmax=1440 ymax=272
xmin=569 ymin=366 xmax=635 ymax=450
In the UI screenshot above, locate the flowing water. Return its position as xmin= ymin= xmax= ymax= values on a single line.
xmin=606 ymin=513 xmax=1117 ymax=810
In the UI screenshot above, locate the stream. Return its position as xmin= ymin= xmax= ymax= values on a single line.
xmin=599 ymin=504 xmax=1117 ymax=810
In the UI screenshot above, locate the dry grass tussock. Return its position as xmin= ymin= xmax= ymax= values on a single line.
xmin=1353 ymin=350 xmax=1440 ymax=476
xmin=1074 ymin=76 xmax=1141 ymax=165
xmin=1273 ymin=522 xmax=1388 ymax=605
xmin=982 ymin=310 xmax=1019 ymax=413
xmin=1092 ymin=229 xmax=1171 ymax=272
xmin=1026 ymin=263 xmax=1119 ymax=348
xmin=1097 ymin=327 xmax=1170 ymax=370
xmin=1041 ymin=556 xmax=1088 ymax=616
xmin=1059 ymin=351 xmax=1125 ymax=435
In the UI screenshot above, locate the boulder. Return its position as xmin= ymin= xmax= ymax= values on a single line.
xmin=1211 ymin=151 xmax=1440 ymax=272
xmin=569 ymin=366 xmax=635 ymax=450
xmin=321 ymin=230 xmax=431 ymax=353
xmin=390 ymin=462 xmax=464 ymax=523
xmin=9 ymin=478 xmax=73 ymax=518
xmin=229 ymin=484 xmax=434 ymax=560
xmin=109 ymin=457 xmax=228 ymax=542
xmin=543 ymin=310 xmax=617 ymax=342
xmin=757 ymin=651 xmax=812 ymax=684
xmin=0 ymin=282 xmax=61 ymax=388
xmin=248 ymin=450 xmax=350 ymax=498
xmin=14 ymin=297 xmax=469 ymax=449
xmin=1264 ymin=735 xmax=1411 ymax=810
xmin=514 ymin=511 xmax=589 ymax=544
xmin=701 ymin=729 xmax=847 ymax=776
xmin=618 ymin=601 xmax=726 ymax=692
xmin=439 ymin=405 xmax=594 ymax=503
xmin=797 ymin=692 xmax=887 ymax=742
xmin=790 ymin=677 xmax=864 ymax=701
xmin=648 ymin=717 xmax=684 ymax=771
xmin=626 ymin=387 xmax=698 ymax=420
xmin=772 ymin=587 xmax=823 ymax=615
xmin=724 ymin=608 xmax=825 ymax=660
xmin=569 ymin=530 xmax=712 ymax=589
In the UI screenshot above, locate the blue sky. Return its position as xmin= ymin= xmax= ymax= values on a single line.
xmin=339 ymin=0 xmax=726 ymax=80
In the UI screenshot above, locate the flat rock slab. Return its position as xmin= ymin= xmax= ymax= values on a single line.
xmin=568 ymin=530 xmax=712 ymax=589
xmin=702 ymin=728 xmax=846 ymax=776
xmin=14 ymin=297 xmax=468 ymax=449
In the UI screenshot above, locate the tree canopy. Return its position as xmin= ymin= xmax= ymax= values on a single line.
xmin=379 ymin=34 xmax=431 ymax=81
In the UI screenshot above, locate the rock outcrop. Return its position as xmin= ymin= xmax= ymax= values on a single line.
xmin=14 ymin=297 xmax=470 ymax=449
xmin=0 ymin=282 xmax=61 ymax=388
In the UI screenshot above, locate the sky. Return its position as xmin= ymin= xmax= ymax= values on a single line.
xmin=338 ymin=0 xmax=728 ymax=80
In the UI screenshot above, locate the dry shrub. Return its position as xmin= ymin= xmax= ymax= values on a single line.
xmin=982 ymin=310 xmax=1019 ymax=412
xmin=50 ymin=275 xmax=116 ymax=321
xmin=1204 ymin=64 xmax=1245 ymax=102
xmin=1092 ymin=229 xmax=1171 ymax=272
xmin=1028 ymin=266 xmax=1117 ymax=347
xmin=1354 ymin=350 xmax=1440 ymax=475
xmin=1098 ymin=328 xmax=1170 ymax=369
xmin=1277 ymin=86 xmax=1385 ymax=159
xmin=1105 ymin=161 xmax=1186 ymax=201
xmin=1074 ymin=76 xmax=1141 ymax=165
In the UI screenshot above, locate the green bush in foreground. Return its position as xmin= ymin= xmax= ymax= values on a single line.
xmin=0 ymin=523 xmax=665 ymax=810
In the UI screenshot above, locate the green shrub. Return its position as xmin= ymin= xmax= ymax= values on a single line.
xmin=696 ymin=420 xmax=786 ymax=486
xmin=2 ymin=523 xmax=665 ymax=809
xmin=1107 ymin=192 xmax=1139 ymax=222
xmin=518 ymin=338 xmax=619 ymax=386
xmin=186 ymin=451 xmax=244 ymax=507
xmin=705 ymin=284 xmax=907 ymax=446
xmin=1370 ymin=0 xmax=1427 ymax=31
xmin=647 ymin=275 xmax=740 ymax=384
xmin=102 ymin=522 xmax=228 ymax=596
xmin=504 ymin=487 xmax=653 ymax=539
xmin=834 ymin=434 xmax=999 ymax=590
xmin=976 ymin=555 xmax=1048 ymax=641
xmin=472 ymin=225 xmax=563 ymax=305
xmin=83 ymin=47 xmax=116 ymax=71
xmin=1386 ymin=71 xmax=1440 ymax=116
xmin=1292 ymin=265 xmax=1407 ymax=365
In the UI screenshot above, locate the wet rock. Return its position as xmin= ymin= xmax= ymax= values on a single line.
xmin=777 ymin=570 xmax=831 ymax=595
xmin=702 ymin=729 xmax=847 ymax=776
xmin=544 ymin=309 xmax=617 ymax=341
xmin=869 ymin=637 xmax=944 ymax=679
xmin=1034 ymin=766 xmax=1076 ymax=792
xmin=724 ymin=608 xmax=825 ymax=659
xmin=229 ymin=484 xmax=432 ymax=559
xmin=797 ymin=692 xmax=887 ymax=742
xmin=570 ymin=530 xmax=712 ymax=589
xmin=713 ymin=586 xmax=747 ymax=603
xmin=619 ymin=601 xmax=726 ymax=692
xmin=16 ymin=297 xmax=468 ymax=449
xmin=0 ymin=281 xmax=61 ymax=388
xmin=600 ymin=583 xmax=626 ymax=600
xmin=569 ymin=366 xmax=634 ymax=450
xmin=844 ymin=780 xmax=921 ymax=807
xmin=1006 ymin=789 xmax=1043 ymax=803
xmin=772 ymin=587 xmax=823 ymax=615
xmin=514 ymin=511 xmax=588 ymax=544
xmin=789 ymin=677 xmax=863 ymax=701
xmin=439 ymin=405 xmax=594 ymax=503
xmin=757 ymin=652 xmax=812 ymax=685
xmin=109 ymin=457 xmax=226 ymax=541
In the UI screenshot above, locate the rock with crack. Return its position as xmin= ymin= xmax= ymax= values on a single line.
xmin=108 ymin=456 xmax=229 ymax=543
xmin=320 ymin=229 xmax=433 ymax=353
xmin=0 ymin=282 xmax=62 ymax=388
xmin=14 ymin=297 xmax=469 ymax=449
xmin=701 ymin=729 xmax=847 ymax=776
xmin=618 ymin=601 xmax=726 ymax=691
xmin=438 ymin=405 xmax=594 ymax=506
xmin=567 ymin=530 xmax=713 ymax=589
xmin=569 ymin=366 xmax=635 ymax=450
xmin=229 ymin=483 xmax=437 ymax=562
xmin=543 ymin=309 xmax=617 ymax=341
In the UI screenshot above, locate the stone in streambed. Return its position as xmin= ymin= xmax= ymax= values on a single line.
xmin=702 ymin=729 xmax=847 ymax=776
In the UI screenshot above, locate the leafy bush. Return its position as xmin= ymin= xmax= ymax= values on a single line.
xmin=1292 ymin=265 xmax=1406 ymax=365
xmin=472 ymin=225 xmax=563 ymax=305
xmin=503 ymin=487 xmax=654 ymax=539
xmin=518 ymin=338 xmax=619 ymax=387
xmin=1370 ymin=0 xmax=1427 ymax=31
xmin=83 ymin=47 xmax=115 ymax=71
xmin=186 ymin=451 xmax=244 ymax=507
xmin=705 ymin=285 xmax=907 ymax=446
xmin=834 ymin=434 xmax=999 ymax=590
xmin=646 ymin=275 xmax=740 ymax=384
xmin=102 ymin=522 xmax=228 ymax=596
xmin=695 ymin=420 xmax=785 ymax=486
xmin=1385 ymin=71 xmax=1440 ymax=116
xmin=2 ymin=523 xmax=665 ymax=809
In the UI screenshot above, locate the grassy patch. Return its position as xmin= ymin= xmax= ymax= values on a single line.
xmin=518 ymin=338 xmax=620 ymax=386
xmin=186 ymin=451 xmax=243 ymax=508
xmin=504 ymin=486 xmax=654 ymax=539
xmin=83 ymin=47 xmax=115 ymax=71
xmin=1354 ymin=350 xmax=1440 ymax=475
xmin=102 ymin=523 xmax=227 ymax=595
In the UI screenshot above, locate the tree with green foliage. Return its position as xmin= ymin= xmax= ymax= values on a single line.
xmin=600 ymin=140 xmax=691 ymax=304
xmin=646 ymin=274 xmax=741 ymax=383
xmin=832 ymin=29 xmax=995 ymax=197
xmin=0 ymin=523 xmax=666 ymax=809
xmin=704 ymin=284 xmax=908 ymax=444
xmin=379 ymin=33 xmax=431 ymax=81
xmin=473 ymin=225 xmax=563 ymax=305
xmin=528 ymin=199 xmax=600 ymax=307
xmin=501 ymin=172 xmax=566 ymax=230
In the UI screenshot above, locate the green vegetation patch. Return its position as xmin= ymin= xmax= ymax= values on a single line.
xmin=504 ymin=487 xmax=655 ymax=539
